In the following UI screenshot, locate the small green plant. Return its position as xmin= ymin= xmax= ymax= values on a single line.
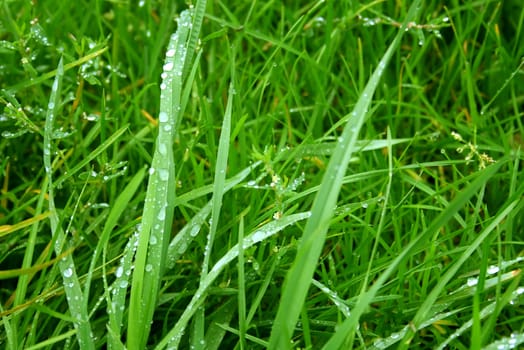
xmin=451 ymin=131 xmax=496 ymax=170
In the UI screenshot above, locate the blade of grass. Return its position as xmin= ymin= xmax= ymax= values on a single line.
xmin=278 ymin=138 xmax=412 ymax=159
xmin=437 ymin=277 xmax=524 ymax=350
xmin=0 ymin=302 xmax=14 ymax=350
xmin=267 ymin=1 xmax=423 ymax=348
xmin=85 ymin=166 xmax=146 ymax=302
xmin=127 ymin=2 xmax=207 ymax=346
xmin=192 ymin=54 xmax=234 ymax=347
xmin=200 ymin=81 xmax=233 ymax=278
xmin=203 ymin=298 xmax=237 ymax=350
xmin=367 ymin=186 xmax=520 ymax=349
xmin=193 ymin=79 xmax=234 ymax=346
xmin=237 ymin=215 xmax=247 ymax=350
xmin=127 ymin=10 xmax=191 ymax=349
xmin=348 ymin=127 xmax=396 ymax=346
xmin=483 ymin=332 xmax=524 ymax=350
xmin=107 ymin=227 xmax=140 ymax=350
xmin=43 ymin=57 xmax=94 ymax=349
xmin=24 ymin=329 xmax=77 ymax=350
xmin=172 ymin=161 xmax=261 ymax=208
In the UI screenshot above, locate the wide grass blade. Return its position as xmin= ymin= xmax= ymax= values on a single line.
xmin=126 ymin=11 xmax=189 ymax=349
xmin=267 ymin=1 xmax=423 ymax=348
xmin=127 ymin=2 xmax=206 ymax=347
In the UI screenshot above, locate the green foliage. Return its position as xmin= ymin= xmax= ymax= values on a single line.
xmin=1 ymin=0 xmax=523 ymax=349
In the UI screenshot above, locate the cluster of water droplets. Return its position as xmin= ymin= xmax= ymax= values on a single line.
xmin=30 ymin=19 xmax=51 ymax=46
xmin=371 ymin=329 xmax=405 ymax=349
xmin=59 ymin=258 xmax=87 ymax=333
xmin=79 ymin=51 xmax=126 ymax=86
xmin=488 ymin=333 xmax=524 ymax=350
xmin=79 ymin=161 xmax=128 ymax=183
xmin=245 ymin=168 xmax=307 ymax=220
xmin=313 ymin=279 xmax=351 ymax=318
xmin=355 ymin=13 xmax=450 ymax=46
xmin=453 ymin=257 xmax=524 ymax=295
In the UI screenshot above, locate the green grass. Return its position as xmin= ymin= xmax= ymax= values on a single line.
xmin=1 ymin=0 xmax=524 ymax=349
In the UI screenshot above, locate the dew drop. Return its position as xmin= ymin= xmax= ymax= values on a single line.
xmin=159 ymin=111 xmax=168 ymax=123
xmin=158 ymin=168 xmax=169 ymax=181
xmin=163 ymin=62 xmax=174 ymax=71
xmin=158 ymin=143 xmax=167 ymax=155
xmin=166 ymin=49 xmax=176 ymax=57
xmin=145 ymin=264 xmax=153 ymax=272
xmin=189 ymin=225 xmax=200 ymax=237
xmin=150 ymin=235 xmax=158 ymax=245
xmin=467 ymin=277 xmax=478 ymax=287
xmin=487 ymin=265 xmax=500 ymax=274
xmin=157 ymin=207 xmax=166 ymax=221
xmin=178 ymin=241 xmax=187 ymax=254
xmin=119 ymin=280 xmax=129 ymax=288
xmin=63 ymin=268 xmax=73 ymax=278
xmin=115 ymin=266 xmax=123 ymax=278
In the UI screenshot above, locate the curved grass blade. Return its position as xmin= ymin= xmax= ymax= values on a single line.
xmin=107 ymin=228 xmax=140 ymax=350
xmin=43 ymin=57 xmax=94 ymax=349
xmin=267 ymin=1 xmax=423 ymax=349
